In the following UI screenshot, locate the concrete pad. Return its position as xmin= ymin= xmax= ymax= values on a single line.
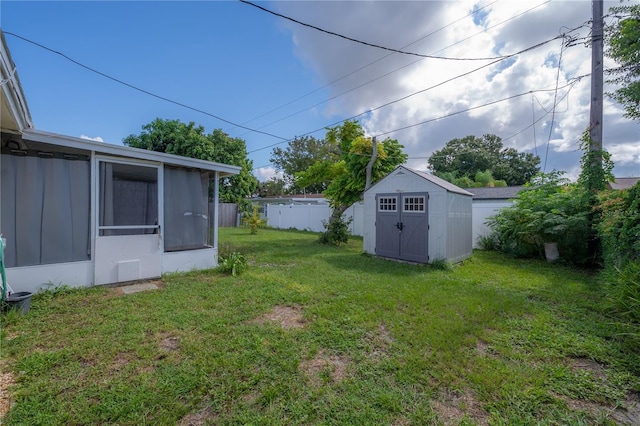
xmin=120 ymin=282 xmax=160 ymax=295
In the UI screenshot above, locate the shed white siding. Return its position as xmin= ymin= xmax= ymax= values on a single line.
xmin=363 ymin=166 xmax=472 ymax=264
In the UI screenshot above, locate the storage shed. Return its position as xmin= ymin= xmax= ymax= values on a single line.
xmin=363 ymin=166 xmax=472 ymax=264
xmin=1 ymin=31 xmax=240 ymax=294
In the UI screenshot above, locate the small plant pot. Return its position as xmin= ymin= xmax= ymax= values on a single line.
xmin=544 ymin=242 xmax=559 ymax=262
xmin=2 ymin=291 xmax=33 ymax=315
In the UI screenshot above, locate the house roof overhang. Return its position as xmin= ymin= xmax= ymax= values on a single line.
xmin=21 ymin=128 xmax=241 ymax=176
xmin=1 ymin=31 xmax=34 ymax=134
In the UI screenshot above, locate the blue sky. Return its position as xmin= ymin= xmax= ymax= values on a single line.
xmin=2 ymin=1 xmax=639 ymax=181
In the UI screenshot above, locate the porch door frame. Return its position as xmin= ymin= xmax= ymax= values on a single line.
xmin=93 ymin=156 xmax=164 ymax=285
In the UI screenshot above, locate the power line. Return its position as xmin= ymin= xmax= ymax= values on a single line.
xmin=371 ymin=81 xmax=578 ymax=139
xmin=240 ymin=0 xmax=560 ymax=138
xmin=248 ymin=33 xmax=568 ymax=154
xmin=2 ymin=30 xmax=289 ymax=141
xmin=542 ymin=34 xmax=567 ymax=173
xmin=234 ymin=0 xmax=500 ymax=130
xmin=240 ymin=0 xmax=513 ymax=61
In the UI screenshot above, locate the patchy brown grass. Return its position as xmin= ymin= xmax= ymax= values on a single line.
xmin=177 ymin=406 xmax=217 ymax=426
xmin=159 ymin=333 xmax=180 ymax=352
xmin=254 ymin=305 xmax=306 ymax=330
xmin=431 ymin=389 xmax=488 ymax=426
xmin=364 ymin=323 xmax=394 ymax=360
xmin=0 ymin=361 xmax=16 ymax=420
xmin=299 ymin=349 xmax=350 ymax=386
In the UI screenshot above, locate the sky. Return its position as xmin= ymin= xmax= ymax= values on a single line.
xmin=2 ymin=0 xmax=639 ymax=182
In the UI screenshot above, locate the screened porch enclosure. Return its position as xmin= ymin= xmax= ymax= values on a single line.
xmin=1 ymin=147 xmax=90 ymax=268
xmin=1 ymin=137 xmax=221 ymax=285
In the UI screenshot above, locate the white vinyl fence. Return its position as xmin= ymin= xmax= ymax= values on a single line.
xmin=264 ymin=202 xmax=365 ymax=236
xmin=264 ymin=200 xmax=513 ymax=245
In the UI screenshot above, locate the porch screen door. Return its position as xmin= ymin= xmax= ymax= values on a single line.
xmin=94 ymin=160 xmax=162 ymax=285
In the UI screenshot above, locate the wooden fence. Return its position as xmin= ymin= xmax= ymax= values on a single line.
xmin=209 ymin=203 xmax=239 ymax=228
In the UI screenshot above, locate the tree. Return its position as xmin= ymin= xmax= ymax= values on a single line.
xmin=257 ymin=176 xmax=287 ymax=197
xmin=605 ymin=4 xmax=640 ymax=121
xmin=123 ymin=118 xmax=258 ymax=205
xmin=270 ymin=135 xmax=333 ymax=194
xmin=427 ymin=134 xmax=540 ymax=186
xmin=297 ymin=121 xmax=407 ymax=243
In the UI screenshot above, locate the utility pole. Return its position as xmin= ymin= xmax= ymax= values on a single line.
xmin=589 ymin=0 xmax=604 ymax=168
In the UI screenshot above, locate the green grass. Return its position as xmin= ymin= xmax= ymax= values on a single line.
xmin=1 ymin=228 xmax=639 ymax=425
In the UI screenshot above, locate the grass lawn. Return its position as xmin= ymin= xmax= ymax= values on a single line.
xmin=1 ymin=228 xmax=639 ymax=425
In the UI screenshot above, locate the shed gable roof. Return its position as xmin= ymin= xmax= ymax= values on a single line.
xmin=367 ymin=166 xmax=473 ymax=196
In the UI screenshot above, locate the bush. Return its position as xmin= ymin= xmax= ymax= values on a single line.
xmin=318 ymin=215 xmax=353 ymax=246
xmin=486 ymin=171 xmax=593 ymax=264
xmin=596 ymin=182 xmax=640 ymax=268
xmin=603 ymin=261 xmax=640 ymax=324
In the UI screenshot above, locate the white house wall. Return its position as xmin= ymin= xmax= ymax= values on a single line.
xmin=472 ymin=200 xmax=512 ymax=248
xmin=5 ymin=261 xmax=93 ymax=294
xmin=162 ymin=247 xmax=217 ymax=275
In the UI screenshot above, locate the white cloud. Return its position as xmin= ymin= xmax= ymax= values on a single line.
xmin=254 ymin=166 xmax=282 ymax=182
xmin=274 ymin=0 xmax=637 ymax=177
xmin=80 ymin=134 xmax=104 ymax=142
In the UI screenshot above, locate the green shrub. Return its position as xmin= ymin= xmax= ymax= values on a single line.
xmin=596 ymin=182 xmax=640 ymax=268
xmin=603 ymin=261 xmax=640 ymax=324
xmin=318 ymin=215 xmax=352 ymax=246
xmin=242 ymin=205 xmax=266 ymax=235
xmin=486 ymin=171 xmax=593 ymax=264
xmin=218 ymin=252 xmax=248 ymax=276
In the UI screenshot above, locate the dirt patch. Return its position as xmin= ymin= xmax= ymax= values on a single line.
xmin=159 ymin=334 xmax=180 ymax=352
xmin=299 ymin=349 xmax=350 ymax=386
xmin=109 ymin=352 xmax=134 ymax=372
xmin=109 ymin=280 xmax=165 ymax=297
xmin=254 ymin=305 xmax=305 ymax=330
xmin=177 ymin=406 xmax=217 ymax=426
xmin=569 ymin=358 xmax=607 ymax=381
xmin=0 ymin=361 xmax=16 ymax=420
xmin=431 ymin=389 xmax=488 ymax=426
xmin=563 ymin=392 xmax=640 ymax=425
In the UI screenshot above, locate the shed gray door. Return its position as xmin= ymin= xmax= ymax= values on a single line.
xmin=375 ymin=193 xmax=428 ymax=263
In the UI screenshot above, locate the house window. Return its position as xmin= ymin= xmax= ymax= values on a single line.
xmin=403 ymin=196 xmax=425 ymax=212
xmin=378 ymin=197 xmax=397 ymax=212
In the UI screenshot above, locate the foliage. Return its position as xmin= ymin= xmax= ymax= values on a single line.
xmin=318 ymin=215 xmax=353 ymax=246
xmin=596 ymin=182 xmax=640 ymax=268
xmin=428 ymin=134 xmax=540 ymax=186
xmin=297 ymin=120 xmax=407 ymax=227
xmin=429 ymin=258 xmax=453 ymax=271
xmin=242 ymin=205 xmax=266 ymax=235
xmin=602 ymin=261 xmax=640 ymax=325
xmin=596 ymin=181 xmax=640 ymax=323
xmin=486 ymin=132 xmax=614 ymax=267
xmin=123 ymin=118 xmax=258 ymax=203
xmin=217 ymin=252 xmax=247 ymax=276
xmin=486 ymin=171 xmax=593 ymax=264
xmin=605 ymin=4 xmax=640 ymax=121
xmin=437 ymin=169 xmax=507 ymax=188
xmin=270 ymin=135 xmax=334 ymax=194
xmin=2 ymin=228 xmax=639 ymax=424
xmin=256 ymin=176 xmax=287 ymax=197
